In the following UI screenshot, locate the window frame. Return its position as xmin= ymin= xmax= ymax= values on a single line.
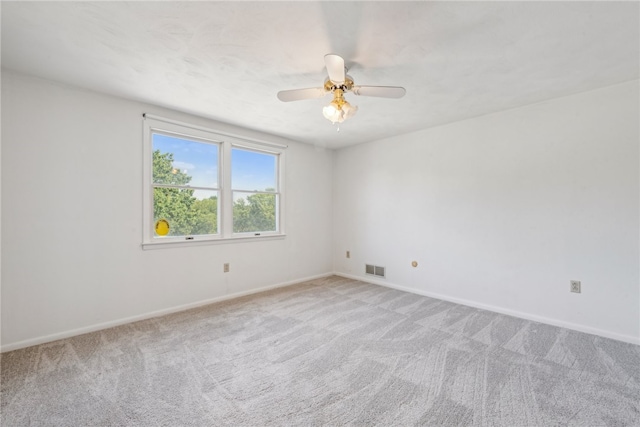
xmin=229 ymin=143 xmax=281 ymax=237
xmin=142 ymin=114 xmax=286 ymax=249
xmin=150 ymin=129 xmax=222 ymax=240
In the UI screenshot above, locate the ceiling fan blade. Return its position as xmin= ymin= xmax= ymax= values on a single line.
xmin=277 ymin=87 xmax=327 ymax=102
xmin=352 ymin=85 xmax=406 ymax=98
xmin=324 ymin=54 xmax=345 ymax=84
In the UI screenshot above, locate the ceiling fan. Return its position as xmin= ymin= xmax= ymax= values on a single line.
xmin=277 ymin=54 xmax=406 ymax=125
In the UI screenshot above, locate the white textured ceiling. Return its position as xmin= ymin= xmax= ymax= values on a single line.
xmin=2 ymin=1 xmax=638 ymax=149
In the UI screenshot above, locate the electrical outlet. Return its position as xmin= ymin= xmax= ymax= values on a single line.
xmin=346 ymin=251 xmax=350 ymax=259
xmin=224 ymin=263 xmax=230 ymax=273
xmin=570 ymin=280 xmax=581 ymax=293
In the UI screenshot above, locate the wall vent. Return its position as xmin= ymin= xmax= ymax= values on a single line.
xmin=365 ymin=264 xmax=385 ymax=278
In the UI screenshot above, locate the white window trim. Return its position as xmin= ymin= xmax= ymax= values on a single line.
xmin=228 ymin=142 xmax=284 ymax=239
xmin=142 ymin=114 xmax=286 ymax=249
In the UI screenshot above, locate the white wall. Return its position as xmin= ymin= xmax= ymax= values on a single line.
xmin=1 ymin=71 xmax=334 ymax=351
xmin=333 ymin=81 xmax=640 ymax=344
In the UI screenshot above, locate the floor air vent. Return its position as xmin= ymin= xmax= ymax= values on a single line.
xmin=365 ymin=264 xmax=386 ymax=278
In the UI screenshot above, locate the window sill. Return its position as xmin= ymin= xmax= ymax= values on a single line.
xmin=141 ymin=233 xmax=286 ymax=250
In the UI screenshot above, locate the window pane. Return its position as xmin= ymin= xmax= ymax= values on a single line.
xmin=233 ymin=192 xmax=277 ymax=233
xmin=152 ymin=133 xmax=218 ymax=188
xmin=153 ymin=188 xmax=219 ymax=237
xmin=231 ymin=148 xmax=276 ymax=192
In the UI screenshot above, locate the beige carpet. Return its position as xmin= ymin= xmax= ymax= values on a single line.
xmin=2 ymin=275 xmax=639 ymax=426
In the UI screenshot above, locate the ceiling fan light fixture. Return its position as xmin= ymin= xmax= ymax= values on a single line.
xmin=322 ymin=102 xmax=342 ymax=123
xmin=322 ymin=89 xmax=357 ymax=124
xmin=342 ymin=101 xmax=358 ymax=120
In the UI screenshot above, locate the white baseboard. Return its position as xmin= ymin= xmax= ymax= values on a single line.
xmin=0 ymin=272 xmax=333 ymax=353
xmin=334 ymin=272 xmax=640 ymax=346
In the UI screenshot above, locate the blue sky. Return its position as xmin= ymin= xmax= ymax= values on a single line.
xmin=153 ymin=134 xmax=276 ymax=197
xmin=231 ymin=148 xmax=276 ymax=191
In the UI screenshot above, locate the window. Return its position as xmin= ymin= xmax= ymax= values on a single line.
xmin=152 ymin=133 xmax=220 ymax=238
xmin=142 ymin=115 xmax=285 ymax=247
xmin=232 ymin=147 xmax=279 ymax=234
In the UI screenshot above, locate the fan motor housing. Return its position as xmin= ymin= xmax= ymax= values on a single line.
xmin=324 ymin=76 xmax=354 ymax=93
